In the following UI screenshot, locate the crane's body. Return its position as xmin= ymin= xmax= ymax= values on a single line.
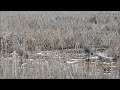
xmin=15 ymin=38 xmax=25 ymax=56
xmin=80 ymin=43 xmax=93 ymax=55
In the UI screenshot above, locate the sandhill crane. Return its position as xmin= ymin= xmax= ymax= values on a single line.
xmin=12 ymin=37 xmax=28 ymax=58
xmin=79 ymin=34 xmax=94 ymax=60
xmin=15 ymin=39 xmax=25 ymax=56
xmin=15 ymin=38 xmax=29 ymax=58
xmin=80 ymin=43 xmax=93 ymax=60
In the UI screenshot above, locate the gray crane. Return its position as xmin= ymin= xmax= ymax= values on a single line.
xmin=79 ymin=34 xmax=93 ymax=60
xmin=15 ymin=38 xmax=29 ymax=58
xmin=15 ymin=40 xmax=23 ymax=56
xmin=80 ymin=43 xmax=93 ymax=59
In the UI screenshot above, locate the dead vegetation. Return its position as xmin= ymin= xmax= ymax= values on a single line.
xmin=0 ymin=11 xmax=120 ymax=79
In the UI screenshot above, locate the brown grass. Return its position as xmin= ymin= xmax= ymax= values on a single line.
xmin=0 ymin=11 xmax=120 ymax=79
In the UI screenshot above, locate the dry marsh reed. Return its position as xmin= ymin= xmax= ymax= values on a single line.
xmin=0 ymin=11 xmax=120 ymax=79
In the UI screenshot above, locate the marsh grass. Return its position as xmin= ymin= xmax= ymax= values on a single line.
xmin=0 ymin=50 xmax=119 ymax=79
xmin=0 ymin=11 xmax=120 ymax=79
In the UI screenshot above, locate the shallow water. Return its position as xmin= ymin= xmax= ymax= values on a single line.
xmin=0 ymin=50 xmax=119 ymax=79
